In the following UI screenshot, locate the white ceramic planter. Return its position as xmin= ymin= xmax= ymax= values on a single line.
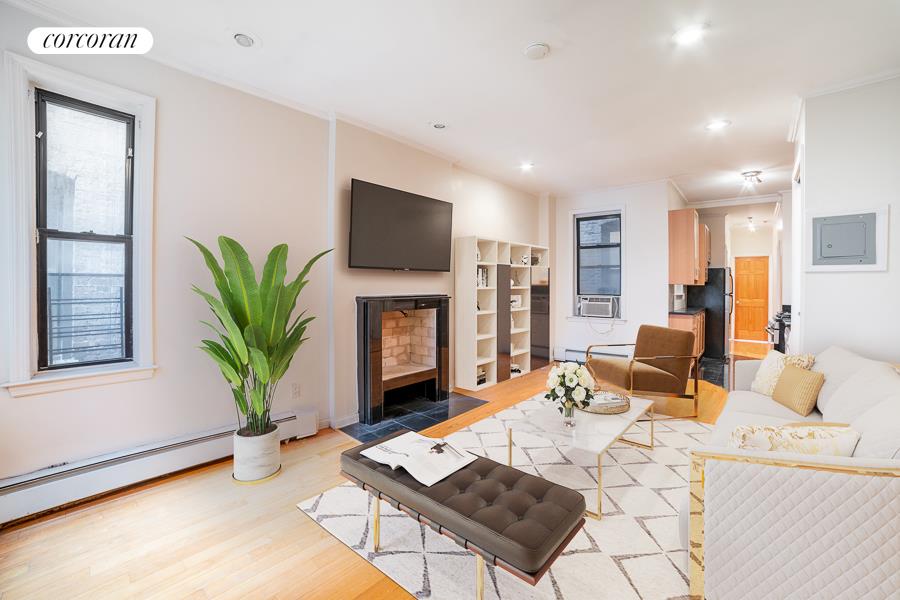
xmin=233 ymin=425 xmax=281 ymax=482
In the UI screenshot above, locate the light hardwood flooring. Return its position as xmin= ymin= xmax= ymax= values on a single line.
xmin=731 ymin=340 xmax=773 ymax=359
xmin=0 ymin=367 xmax=726 ymax=599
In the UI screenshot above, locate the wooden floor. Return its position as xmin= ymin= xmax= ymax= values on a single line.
xmin=731 ymin=339 xmax=773 ymax=359
xmin=0 ymin=367 xmax=726 ymax=599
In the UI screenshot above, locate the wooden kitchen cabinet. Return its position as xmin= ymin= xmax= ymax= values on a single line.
xmin=669 ymin=311 xmax=705 ymax=360
xmin=669 ymin=208 xmax=708 ymax=284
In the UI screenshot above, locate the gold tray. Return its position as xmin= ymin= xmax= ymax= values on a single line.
xmin=578 ymin=394 xmax=630 ymax=415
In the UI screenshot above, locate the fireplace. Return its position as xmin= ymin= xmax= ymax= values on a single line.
xmin=356 ymin=295 xmax=450 ymax=425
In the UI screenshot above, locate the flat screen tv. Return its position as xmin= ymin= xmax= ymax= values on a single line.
xmin=349 ymin=179 xmax=453 ymax=271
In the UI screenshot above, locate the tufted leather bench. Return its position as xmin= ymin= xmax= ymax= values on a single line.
xmin=341 ymin=430 xmax=585 ymax=594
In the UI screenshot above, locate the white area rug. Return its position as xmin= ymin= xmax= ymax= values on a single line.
xmin=298 ymin=395 xmax=713 ymax=599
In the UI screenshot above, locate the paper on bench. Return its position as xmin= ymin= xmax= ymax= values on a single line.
xmin=360 ymin=432 xmax=477 ymax=487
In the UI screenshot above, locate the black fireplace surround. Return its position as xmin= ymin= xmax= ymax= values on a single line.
xmin=356 ymin=294 xmax=450 ymax=425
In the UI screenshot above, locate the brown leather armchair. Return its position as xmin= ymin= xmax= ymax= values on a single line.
xmin=585 ymin=324 xmax=699 ymax=417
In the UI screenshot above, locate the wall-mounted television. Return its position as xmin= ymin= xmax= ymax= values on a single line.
xmin=349 ymin=179 xmax=453 ymax=272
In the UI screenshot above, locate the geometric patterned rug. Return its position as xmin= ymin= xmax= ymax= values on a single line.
xmin=298 ymin=394 xmax=714 ymax=599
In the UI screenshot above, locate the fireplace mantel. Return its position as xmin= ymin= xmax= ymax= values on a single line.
xmin=355 ymin=294 xmax=450 ymax=425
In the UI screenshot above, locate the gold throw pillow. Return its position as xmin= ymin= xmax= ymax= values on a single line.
xmin=773 ymin=364 xmax=825 ymax=416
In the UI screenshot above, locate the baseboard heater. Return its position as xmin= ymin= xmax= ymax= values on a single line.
xmin=561 ymin=348 xmax=630 ymax=363
xmin=0 ymin=409 xmax=317 ymax=525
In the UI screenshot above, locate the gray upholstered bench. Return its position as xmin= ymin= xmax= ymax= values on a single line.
xmin=341 ymin=430 xmax=586 ymax=598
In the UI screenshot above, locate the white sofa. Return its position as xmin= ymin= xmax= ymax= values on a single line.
xmin=679 ymin=346 xmax=900 ymax=599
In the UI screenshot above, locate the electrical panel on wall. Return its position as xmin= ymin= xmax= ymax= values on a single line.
xmin=807 ymin=207 xmax=888 ymax=272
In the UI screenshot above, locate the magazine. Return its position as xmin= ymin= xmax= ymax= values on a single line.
xmin=360 ymin=432 xmax=477 ymax=486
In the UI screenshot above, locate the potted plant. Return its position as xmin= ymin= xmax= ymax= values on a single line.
xmin=189 ymin=236 xmax=330 ymax=482
xmin=545 ymin=362 xmax=595 ymax=427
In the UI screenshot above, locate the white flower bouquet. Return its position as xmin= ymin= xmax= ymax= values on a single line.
xmin=545 ymin=362 xmax=596 ymax=425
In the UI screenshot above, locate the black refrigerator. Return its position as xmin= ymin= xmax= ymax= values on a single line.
xmin=687 ymin=267 xmax=732 ymax=360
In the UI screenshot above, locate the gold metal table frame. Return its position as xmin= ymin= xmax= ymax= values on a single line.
xmin=506 ymin=403 xmax=654 ymax=521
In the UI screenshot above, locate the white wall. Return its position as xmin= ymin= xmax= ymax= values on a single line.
xmin=553 ymin=180 xmax=671 ymax=358
xmin=799 ymin=77 xmax=900 ymax=361
xmin=729 ymin=224 xmax=773 ymax=258
xmin=780 ymin=191 xmax=793 ymax=304
xmin=0 ymin=3 xmax=331 ymax=478
xmin=330 ymin=121 xmax=540 ymax=426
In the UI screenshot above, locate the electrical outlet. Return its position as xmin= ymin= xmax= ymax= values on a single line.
xmin=291 ymin=383 xmax=301 ymax=401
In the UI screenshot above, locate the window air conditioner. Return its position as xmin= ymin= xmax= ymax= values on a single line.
xmin=578 ymin=296 xmax=620 ymax=318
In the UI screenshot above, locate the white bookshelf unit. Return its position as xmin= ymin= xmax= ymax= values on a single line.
xmin=455 ymin=236 xmax=550 ymax=390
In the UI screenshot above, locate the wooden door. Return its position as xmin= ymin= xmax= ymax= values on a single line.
xmin=734 ymin=256 xmax=768 ymax=341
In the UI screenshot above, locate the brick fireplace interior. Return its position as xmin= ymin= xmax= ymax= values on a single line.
xmin=381 ymin=308 xmax=436 ymax=385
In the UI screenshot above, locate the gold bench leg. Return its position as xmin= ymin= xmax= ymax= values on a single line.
xmin=475 ymin=553 xmax=485 ymax=600
xmin=372 ymin=495 xmax=380 ymax=552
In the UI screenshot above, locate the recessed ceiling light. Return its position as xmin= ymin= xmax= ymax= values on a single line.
xmin=233 ymin=33 xmax=255 ymax=48
xmin=524 ymin=43 xmax=550 ymax=60
xmin=432 ymin=122 xmax=446 ymax=129
xmin=747 ymin=217 xmax=757 ymax=232
xmin=520 ymin=162 xmax=534 ymax=172
xmin=705 ymin=119 xmax=731 ymax=131
xmin=742 ymin=170 xmax=763 ymax=183
xmin=672 ymin=23 xmax=708 ymax=46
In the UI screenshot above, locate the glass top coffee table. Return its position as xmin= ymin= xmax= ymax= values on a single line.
xmin=506 ymin=397 xmax=654 ymax=520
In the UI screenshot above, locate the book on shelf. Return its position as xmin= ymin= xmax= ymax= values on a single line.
xmin=360 ymin=432 xmax=477 ymax=486
xmin=476 ymin=266 xmax=489 ymax=288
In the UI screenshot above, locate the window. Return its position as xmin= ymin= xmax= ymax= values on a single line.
xmin=35 ymin=89 xmax=135 ymax=370
xmin=576 ymin=213 xmax=622 ymax=296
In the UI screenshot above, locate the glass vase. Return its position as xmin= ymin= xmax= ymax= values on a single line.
xmin=563 ymin=403 xmax=576 ymax=428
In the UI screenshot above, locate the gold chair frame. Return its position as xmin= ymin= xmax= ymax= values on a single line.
xmin=584 ymin=343 xmax=700 ymax=419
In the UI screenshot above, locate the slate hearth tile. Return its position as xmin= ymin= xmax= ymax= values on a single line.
xmin=420 ymin=405 xmax=450 ymax=420
xmin=394 ymin=412 xmax=440 ymax=431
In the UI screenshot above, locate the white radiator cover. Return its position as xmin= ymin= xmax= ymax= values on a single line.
xmin=0 ymin=408 xmax=318 ymax=524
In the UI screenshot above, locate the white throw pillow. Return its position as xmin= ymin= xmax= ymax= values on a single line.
xmin=812 ymin=346 xmax=883 ymax=413
xmin=729 ymin=424 xmax=860 ymax=457
xmin=850 ymin=395 xmax=900 ymax=459
xmin=750 ymin=351 xmax=786 ymax=396
xmin=750 ymin=350 xmax=815 ymax=396
xmin=821 ymin=362 xmax=900 ymax=424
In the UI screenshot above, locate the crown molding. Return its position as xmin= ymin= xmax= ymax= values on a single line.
xmin=804 ymin=69 xmax=900 ymax=100
xmin=686 ymin=192 xmax=783 ymax=209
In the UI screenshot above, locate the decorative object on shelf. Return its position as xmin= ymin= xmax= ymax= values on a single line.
xmin=511 ymin=362 xmax=522 ymax=374
xmin=545 ymin=362 xmax=595 ymax=428
xmin=520 ymin=254 xmax=530 ymax=265
xmin=579 ymin=390 xmax=631 ymax=415
xmin=189 ymin=237 xmax=331 ymax=482
xmin=475 ymin=248 xmax=481 ymax=262
xmin=510 ymin=294 xmax=522 ymax=308
xmin=477 ymin=367 xmax=487 ymax=386
xmin=530 ymin=255 xmax=540 ymax=265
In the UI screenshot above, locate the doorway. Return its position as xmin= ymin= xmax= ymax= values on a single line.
xmin=734 ymin=256 xmax=769 ymax=341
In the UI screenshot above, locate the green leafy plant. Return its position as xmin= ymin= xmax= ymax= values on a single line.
xmin=189 ymin=236 xmax=330 ymax=436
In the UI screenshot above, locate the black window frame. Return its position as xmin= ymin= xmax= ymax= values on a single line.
xmin=575 ymin=213 xmax=622 ymax=297
xmin=35 ymin=88 xmax=135 ymax=371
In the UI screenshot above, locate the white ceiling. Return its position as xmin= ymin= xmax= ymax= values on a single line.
xmin=16 ymin=0 xmax=900 ymax=201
